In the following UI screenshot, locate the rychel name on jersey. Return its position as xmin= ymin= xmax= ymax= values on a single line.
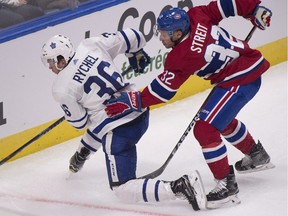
xmin=72 ymin=55 xmax=98 ymax=84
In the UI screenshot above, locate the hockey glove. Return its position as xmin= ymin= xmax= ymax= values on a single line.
xmin=126 ymin=49 xmax=151 ymax=73
xmin=105 ymin=91 xmax=142 ymax=118
xmin=248 ymin=5 xmax=272 ymax=30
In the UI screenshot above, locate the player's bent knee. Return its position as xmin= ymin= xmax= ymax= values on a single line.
xmin=221 ymin=118 xmax=238 ymax=135
xmin=193 ymin=120 xmax=222 ymax=147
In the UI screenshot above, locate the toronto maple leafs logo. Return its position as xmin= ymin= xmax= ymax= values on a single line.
xmin=50 ymin=42 xmax=56 ymax=49
xmin=73 ymin=59 xmax=78 ymax=65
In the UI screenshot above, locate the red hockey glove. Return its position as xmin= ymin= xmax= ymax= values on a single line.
xmin=247 ymin=5 xmax=272 ymax=30
xmin=125 ymin=49 xmax=151 ymax=73
xmin=105 ymin=91 xmax=142 ymax=118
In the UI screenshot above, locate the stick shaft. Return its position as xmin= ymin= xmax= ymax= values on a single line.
xmin=245 ymin=26 xmax=257 ymax=42
xmin=138 ymin=113 xmax=199 ymax=179
xmin=0 ymin=117 xmax=65 ymax=166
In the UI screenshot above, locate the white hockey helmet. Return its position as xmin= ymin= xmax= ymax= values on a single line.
xmin=41 ymin=34 xmax=75 ymax=68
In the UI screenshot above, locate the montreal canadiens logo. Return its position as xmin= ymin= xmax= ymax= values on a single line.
xmin=173 ymin=14 xmax=181 ymax=19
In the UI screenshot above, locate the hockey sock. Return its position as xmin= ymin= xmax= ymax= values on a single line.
xmin=194 ymin=120 xmax=230 ymax=179
xmin=222 ymin=119 xmax=255 ymax=154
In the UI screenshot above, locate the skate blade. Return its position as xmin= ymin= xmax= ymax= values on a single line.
xmin=65 ymin=170 xmax=79 ymax=180
xmin=237 ymin=162 xmax=275 ymax=174
xmin=229 ymin=194 xmax=241 ymax=205
xmin=188 ymin=170 xmax=207 ymax=210
xmin=206 ymin=194 xmax=241 ymax=209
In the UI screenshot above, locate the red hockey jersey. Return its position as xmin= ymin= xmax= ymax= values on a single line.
xmin=141 ymin=0 xmax=270 ymax=108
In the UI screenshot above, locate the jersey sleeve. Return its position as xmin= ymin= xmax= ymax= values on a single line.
xmin=53 ymin=91 xmax=88 ymax=130
xmin=141 ymin=69 xmax=191 ymax=108
xmin=216 ymin=0 xmax=261 ymax=18
xmin=95 ymin=28 xmax=147 ymax=60
xmin=190 ymin=0 xmax=261 ymax=25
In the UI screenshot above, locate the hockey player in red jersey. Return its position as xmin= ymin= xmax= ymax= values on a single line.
xmin=105 ymin=0 xmax=275 ymax=209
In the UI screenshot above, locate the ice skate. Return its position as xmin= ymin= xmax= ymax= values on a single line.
xmin=235 ymin=141 xmax=275 ymax=174
xmin=206 ymin=165 xmax=241 ymax=209
xmin=69 ymin=147 xmax=91 ymax=173
xmin=170 ymin=170 xmax=206 ymax=211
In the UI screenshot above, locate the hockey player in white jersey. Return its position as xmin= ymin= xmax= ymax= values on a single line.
xmin=41 ymin=28 xmax=206 ymax=210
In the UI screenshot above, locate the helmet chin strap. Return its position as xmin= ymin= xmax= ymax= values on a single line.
xmin=58 ymin=53 xmax=75 ymax=71
xmin=170 ymin=37 xmax=179 ymax=47
xmin=54 ymin=53 xmax=75 ymax=71
xmin=170 ymin=31 xmax=189 ymax=47
xmin=55 ymin=64 xmax=64 ymax=71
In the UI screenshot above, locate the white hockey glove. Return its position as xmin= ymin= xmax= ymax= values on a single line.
xmin=125 ymin=49 xmax=151 ymax=73
xmin=247 ymin=5 xmax=272 ymax=30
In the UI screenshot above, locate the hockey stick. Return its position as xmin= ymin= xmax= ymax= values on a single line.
xmin=245 ymin=26 xmax=257 ymax=42
xmin=0 ymin=116 xmax=65 ymax=166
xmin=137 ymin=26 xmax=257 ymax=179
xmin=138 ymin=113 xmax=200 ymax=179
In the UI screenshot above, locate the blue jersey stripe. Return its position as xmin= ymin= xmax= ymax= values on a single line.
xmin=150 ymin=79 xmax=176 ymax=102
xmin=67 ymin=112 xmax=88 ymax=123
xmin=67 ymin=112 xmax=88 ymax=129
xmin=81 ymin=139 xmax=98 ymax=152
xmin=221 ymin=57 xmax=264 ymax=83
xmin=93 ymin=118 xmax=114 ymax=134
xmin=120 ymin=30 xmax=131 ymax=53
xmin=219 ymin=0 xmax=235 ymax=17
xmin=131 ymin=28 xmax=141 ymax=49
xmin=87 ymin=129 xmax=102 ymax=143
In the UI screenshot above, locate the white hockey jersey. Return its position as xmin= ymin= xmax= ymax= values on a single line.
xmin=52 ymin=28 xmax=147 ymax=139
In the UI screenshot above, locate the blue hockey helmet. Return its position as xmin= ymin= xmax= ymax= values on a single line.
xmin=156 ymin=7 xmax=190 ymax=36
